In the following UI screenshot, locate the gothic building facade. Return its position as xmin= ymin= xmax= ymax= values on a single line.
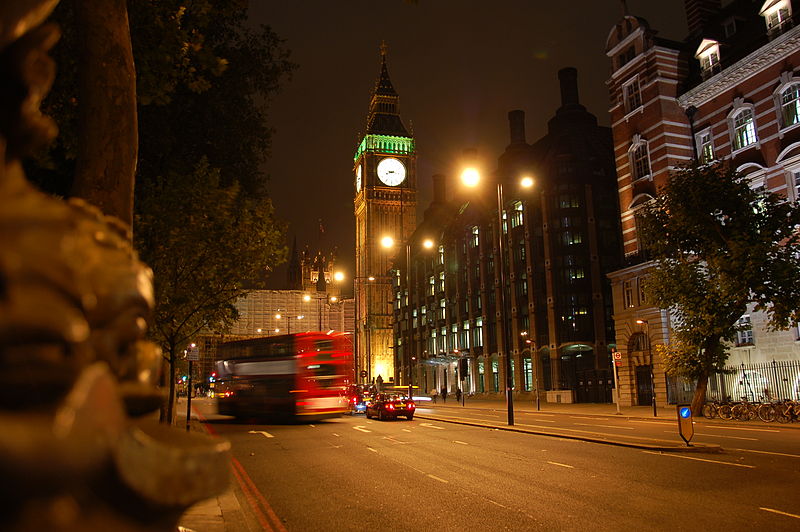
xmin=606 ymin=0 xmax=800 ymax=406
xmin=395 ymin=69 xmax=621 ymax=401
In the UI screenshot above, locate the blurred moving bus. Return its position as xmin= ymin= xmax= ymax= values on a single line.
xmin=215 ymin=331 xmax=352 ymax=420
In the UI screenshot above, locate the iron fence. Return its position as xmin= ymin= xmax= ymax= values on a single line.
xmin=666 ymin=360 xmax=800 ymax=404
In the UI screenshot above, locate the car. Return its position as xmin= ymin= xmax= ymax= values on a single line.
xmin=365 ymin=392 xmax=415 ymax=421
xmin=345 ymin=384 xmax=373 ymax=415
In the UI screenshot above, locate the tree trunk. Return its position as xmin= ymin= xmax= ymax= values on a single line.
xmin=72 ymin=0 xmax=137 ymax=226
xmin=691 ymin=371 xmax=709 ymax=415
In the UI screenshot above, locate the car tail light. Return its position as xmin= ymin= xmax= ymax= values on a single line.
xmin=387 ymin=404 xmax=394 ymax=410
xmin=409 ymin=402 xmax=415 ymax=410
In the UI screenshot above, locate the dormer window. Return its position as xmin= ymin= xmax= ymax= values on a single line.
xmin=617 ymin=46 xmax=636 ymax=69
xmin=695 ymin=39 xmax=721 ymax=79
xmin=760 ymin=0 xmax=794 ymax=37
xmin=723 ymin=18 xmax=737 ymax=38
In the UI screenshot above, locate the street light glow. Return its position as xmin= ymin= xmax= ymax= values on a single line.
xmin=333 ymin=271 xmax=344 ymax=282
xmin=461 ymin=167 xmax=480 ymax=187
xmin=381 ymin=235 xmax=394 ymax=248
xmin=520 ymin=176 xmax=534 ymax=188
xmin=303 ymin=294 xmax=311 ymax=302
xmin=368 ymin=276 xmax=375 ymax=281
xmin=422 ymin=238 xmax=434 ymax=249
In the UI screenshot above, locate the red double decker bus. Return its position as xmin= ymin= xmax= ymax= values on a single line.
xmin=215 ymin=331 xmax=352 ymax=421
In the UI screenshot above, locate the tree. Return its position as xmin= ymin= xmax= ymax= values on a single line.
xmin=638 ymin=162 xmax=800 ymax=414
xmin=134 ymin=159 xmax=286 ymax=422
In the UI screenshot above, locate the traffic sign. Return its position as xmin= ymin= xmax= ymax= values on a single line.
xmin=614 ymin=360 xmax=622 ymax=367
xmin=612 ymin=351 xmax=622 ymax=360
xmin=187 ymin=345 xmax=199 ymax=361
xmin=677 ymin=404 xmax=694 ymax=446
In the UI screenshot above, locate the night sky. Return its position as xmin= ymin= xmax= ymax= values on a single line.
xmin=249 ymin=1 xmax=688 ymax=292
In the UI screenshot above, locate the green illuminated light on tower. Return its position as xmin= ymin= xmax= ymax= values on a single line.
xmin=354 ymin=134 xmax=415 ymax=161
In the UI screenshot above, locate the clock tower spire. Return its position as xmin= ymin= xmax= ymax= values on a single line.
xmin=353 ymin=43 xmax=416 ymax=385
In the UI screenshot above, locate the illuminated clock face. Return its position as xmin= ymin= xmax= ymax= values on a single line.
xmin=377 ymin=157 xmax=406 ymax=186
xmin=355 ymin=164 xmax=362 ymax=192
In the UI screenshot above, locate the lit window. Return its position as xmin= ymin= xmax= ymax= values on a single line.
xmin=623 ymin=77 xmax=642 ymax=114
xmin=438 ymin=272 xmax=445 ymax=293
xmin=695 ymin=39 xmax=722 ymax=79
xmin=760 ymin=0 xmax=793 ymax=35
xmin=511 ymin=201 xmax=524 ymax=228
xmin=696 ymin=129 xmax=715 ymax=163
xmin=470 ymin=226 xmax=479 ymax=248
xmin=731 ymin=107 xmax=757 ymax=151
xmin=780 ymin=83 xmax=800 ymax=128
xmin=736 ymin=314 xmax=754 ymax=346
xmin=623 ymin=280 xmax=635 ymax=308
xmin=629 ymin=137 xmax=651 ymax=180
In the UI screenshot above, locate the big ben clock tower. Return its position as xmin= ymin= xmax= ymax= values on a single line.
xmin=354 ymin=43 xmax=416 ymax=385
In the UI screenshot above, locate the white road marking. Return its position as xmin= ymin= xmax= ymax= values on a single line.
xmin=681 ymin=432 xmax=757 ymax=441
xmin=574 ymin=423 xmax=635 ymax=430
xmin=703 ymin=425 xmax=779 ymax=433
xmin=488 ymin=499 xmax=509 ymax=508
xmin=383 ymin=436 xmax=411 ymax=444
xmin=402 ymin=428 xmax=412 ymax=433
xmin=730 ymin=448 xmax=800 ymax=459
xmin=642 ymin=451 xmax=755 ymax=468
xmin=367 ymin=447 xmax=378 ymax=453
xmin=547 ymin=461 xmax=575 ymax=469
xmin=420 ymin=423 xmax=445 ymax=430
xmin=453 ymin=440 xmax=469 ymax=445
xmin=760 ymin=507 xmax=800 ymax=519
xmin=309 ymin=424 xmax=315 ymax=428
xmin=571 ymin=416 xmax=609 ymax=421
xmin=332 ymin=433 xmax=340 ymax=437
xmin=427 ymin=474 xmax=449 ymax=483
xmin=630 ymin=420 xmax=671 ymax=425
xmin=353 ymin=426 xmax=371 ymax=433
xmin=248 ymin=430 xmax=274 ymax=438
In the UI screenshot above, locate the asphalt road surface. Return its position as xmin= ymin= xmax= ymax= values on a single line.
xmin=194 ymin=399 xmax=800 ymax=532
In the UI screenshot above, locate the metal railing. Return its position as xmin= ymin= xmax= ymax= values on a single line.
xmin=667 ymin=360 xmax=800 ymax=404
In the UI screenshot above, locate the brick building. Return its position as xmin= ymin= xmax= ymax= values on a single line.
xmin=606 ymin=0 xmax=800 ymax=406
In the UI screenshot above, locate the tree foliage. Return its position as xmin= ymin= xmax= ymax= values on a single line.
xmin=639 ymin=162 xmax=800 ymax=409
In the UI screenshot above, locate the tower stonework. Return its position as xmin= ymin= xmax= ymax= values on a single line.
xmin=353 ymin=44 xmax=417 ymax=384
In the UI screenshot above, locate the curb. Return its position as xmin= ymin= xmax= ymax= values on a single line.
xmin=414 ymin=413 xmax=723 ymax=453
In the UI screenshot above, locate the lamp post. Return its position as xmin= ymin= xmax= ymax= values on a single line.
xmin=461 ymin=167 xmax=534 ymax=426
xmin=636 ymin=319 xmax=657 ymax=417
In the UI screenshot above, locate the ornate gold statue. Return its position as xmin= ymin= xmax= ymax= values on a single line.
xmin=0 ymin=2 xmax=229 ymax=530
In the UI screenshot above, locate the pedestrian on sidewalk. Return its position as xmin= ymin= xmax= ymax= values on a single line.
xmin=430 ymin=388 xmax=438 ymax=403
xmin=441 ymin=387 xmax=448 ymax=403
xmin=455 ymin=388 xmax=462 ymax=404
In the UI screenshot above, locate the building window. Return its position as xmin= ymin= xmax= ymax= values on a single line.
xmin=617 ymin=45 xmax=636 ymax=69
xmin=695 ymin=39 xmax=721 ymax=79
xmin=438 ymin=298 xmax=446 ymax=320
xmin=559 ymin=194 xmax=580 ymax=209
xmin=624 ymin=280 xmax=635 ymax=308
xmin=760 ymin=0 xmax=793 ymax=36
xmin=629 ymin=137 xmax=651 ymax=181
xmin=696 ymin=128 xmax=715 ymax=163
xmin=736 ymin=314 xmax=754 ymax=346
xmin=723 ymin=17 xmax=737 ymax=38
xmin=474 ymin=317 xmax=484 ymax=347
xmin=562 ymin=231 xmax=583 ymax=246
xmin=470 ymin=226 xmax=479 ymax=248
xmin=638 ymin=277 xmax=647 ymax=305
xmin=730 ymin=106 xmax=757 ymax=151
xmin=780 ymin=83 xmax=800 ymax=129
xmin=421 ymin=305 xmax=427 ymax=326
xmin=438 ymin=272 xmax=445 ymax=293
xmin=623 ymin=77 xmax=642 ymax=114
xmin=565 ymin=267 xmax=585 ymax=283
xmin=792 ymin=170 xmax=800 ymax=201
xmin=428 ymin=276 xmax=435 ymax=296
xmin=510 ymin=201 xmax=524 ymax=228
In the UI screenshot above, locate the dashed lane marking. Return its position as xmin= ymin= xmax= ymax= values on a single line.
xmin=730 ymin=448 xmax=800 ymax=459
xmin=574 ymin=423 xmax=635 ymax=430
xmin=402 ymin=428 xmax=412 ymax=432
xmin=248 ymin=430 xmax=274 ymax=438
xmin=547 ymin=461 xmax=574 ymax=469
xmin=367 ymin=447 xmax=378 ymax=453
xmin=760 ymin=507 xmax=800 ymax=519
xmin=453 ymin=440 xmax=469 ymax=445
xmin=427 ymin=474 xmax=449 ymax=483
xmin=353 ymin=426 xmax=371 ymax=433
xmin=332 ymin=433 xmax=340 ymax=437
xmin=571 ymin=416 xmax=609 ymax=421
xmin=642 ymin=450 xmax=755 ymax=468
xmin=702 ymin=425 xmax=780 ymax=433
xmin=489 ymin=499 xmax=509 ymax=509
xmin=309 ymin=424 xmax=315 ymax=428
xmin=420 ymin=422 xmax=445 ymax=430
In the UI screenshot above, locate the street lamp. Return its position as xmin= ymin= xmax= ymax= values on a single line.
xmin=636 ymin=319 xmax=657 ymax=417
xmin=461 ymin=167 xmax=534 ymax=426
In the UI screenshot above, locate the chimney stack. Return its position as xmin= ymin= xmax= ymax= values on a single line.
xmin=684 ymin=0 xmax=721 ymax=36
xmin=508 ymin=110 xmax=526 ymax=145
xmin=558 ymin=67 xmax=580 ymax=107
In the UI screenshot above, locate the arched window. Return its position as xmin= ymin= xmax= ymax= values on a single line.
xmin=729 ymin=101 xmax=758 ymax=151
xmin=780 ymin=83 xmax=800 ymax=129
xmin=629 ymin=135 xmax=651 ymax=181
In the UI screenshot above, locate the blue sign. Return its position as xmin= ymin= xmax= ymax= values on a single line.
xmin=679 ymin=406 xmax=691 ymax=418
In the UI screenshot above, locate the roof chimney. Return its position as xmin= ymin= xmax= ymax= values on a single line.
xmin=508 ymin=110 xmax=526 ymax=145
xmin=558 ymin=67 xmax=580 ymax=107
xmin=684 ymin=0 xmax=721 ymax=36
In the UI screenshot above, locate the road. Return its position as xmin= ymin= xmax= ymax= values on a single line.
xmin=193 ymin=399 xmax=800 ymax=531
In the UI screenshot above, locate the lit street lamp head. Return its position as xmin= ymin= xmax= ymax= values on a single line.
xmin=381 ymin=235 xmax=394 ymax=249
xmin=461 ymin=167 xmax=480 ymax=187
xmin=520 ymin=176 xmax=534 ymax=188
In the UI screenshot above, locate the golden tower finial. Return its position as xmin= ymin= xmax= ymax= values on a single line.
xmin=380 ymin=40 xmax=388 ymax=58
